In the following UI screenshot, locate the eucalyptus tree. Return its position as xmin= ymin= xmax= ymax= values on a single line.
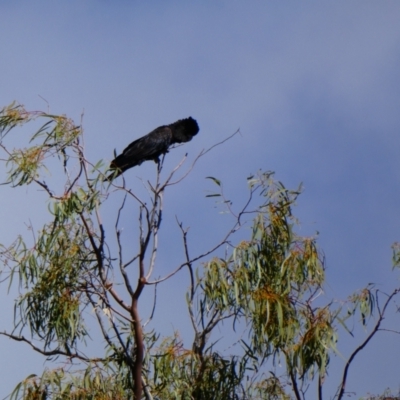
xmin=0 ymin=103 xmax=398 ymax=399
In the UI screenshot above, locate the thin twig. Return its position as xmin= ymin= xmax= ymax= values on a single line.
xmin=0 ymin=332 xmax=104 ymax=362
xmin=166 ymin=129 xmax=241 ymax=187
xmin=337 ymin=288 xmax=400 ymax=400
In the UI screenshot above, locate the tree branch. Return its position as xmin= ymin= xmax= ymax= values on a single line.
xmin=0 ymin=331 xmax=104 ymax=363
xmin=337 ymin=288 xmax=400 ymax=400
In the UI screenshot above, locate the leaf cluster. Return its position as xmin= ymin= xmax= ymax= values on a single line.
xmin=0 ymin=104 xmax=399 ymax=400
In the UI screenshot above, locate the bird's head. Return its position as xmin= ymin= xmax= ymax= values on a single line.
xmin=171 ymin=117 xmax=199 ymax=143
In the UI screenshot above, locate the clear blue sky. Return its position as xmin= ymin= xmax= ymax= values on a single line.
xmin=1 ymin=1 xmax=400 ymax=398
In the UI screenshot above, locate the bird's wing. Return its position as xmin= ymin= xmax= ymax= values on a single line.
xmin=111 ymin=126 xmax=172 ymax=172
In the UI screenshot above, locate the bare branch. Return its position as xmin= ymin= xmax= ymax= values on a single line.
xmin=283 ymin=350 xmax=302 ymax=400
xmin=337 ymin=288 xmax=400 ymax=400
xmin=158 ymin=153 xmax=188 ymax=190
xmin=88 ymin=293 xmax=133 ymax=368
xmin=0 ymin=331 xmax=104 ymax=363
xmin=118 ymin=229 xmax=136 ymax=298
xmin=318 ymin=374 xmax=323 ymax=400
xmin=184 ymin=245 xmax=195 ymax=298
xmin=147 ymin=224 xmax=238 ymax=285
xmin=166 ymin=129 xmax=241 ymax=187
xmin=143 ymin=283 xmax=158 ymax=328
xmin=145 ymin=190 xmax=163 ymax=281
xmin=142 ymin=376 xmax=154 ymax=400
xmin=176 ymin=217 xmax=195 ymax=300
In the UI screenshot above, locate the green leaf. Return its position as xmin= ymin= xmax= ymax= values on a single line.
xmin=206 ymin=176 xmax=222 ymax=186
xmin=205 ymin=194 xmax=221 ymax=198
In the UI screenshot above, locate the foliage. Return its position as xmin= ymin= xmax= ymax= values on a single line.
xmin=0 ymin=103 xmax=399 ymax=399
xmin=361 ymin=388 xmax=400 ymax=400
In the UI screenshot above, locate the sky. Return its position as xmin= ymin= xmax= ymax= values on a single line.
xmin=1 ymin=1 xmax=400 ymax=398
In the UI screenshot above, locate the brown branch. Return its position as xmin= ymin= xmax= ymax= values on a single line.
xmin=337 ymin=288 xmax=400 ymax=400
xmin=118 ymin=230 xmax=136 ymax=298
xmin=114 ymin=192 xmax=139 ymax=298
xmin=166 ymin=129 xmax=241 ymax=187
xmin=128 ymin=162 xmax=164 ymax=399
xmin=129 ymin=158 xmax=169 ymax=398
xmin=143 ymin=283 xmax=158 ymax=327
xmin=145 ymin=190 xmax=163 ymax=281
xmin=158 ymin=153 xmax=188 ymax=190
xmin=33 ymin=179 xmax=56 ymax=198
xmin=142 ymin=376 xmax=154 ymax=400
xmin=176 ymin=217 xmax=195 ymax=302
xmin=147 ymin=226 xmax=237 ymax=285
xmin=152 ymin=169 xmax=264 ymax=284
xmin=183 ymin=225 xmax=194 ymax=295
xmin=65 ymin=153 xmax=84 ymax=195
xmin=132 ymin=295 xmax=144 ymax=399
xmin=88 ymin=293 xmax=134 ymax=374
xmin=0 ymin=331 xmax=104 ymax=363
xmin=318 ymin=374 xmax=323 ymax=400
xmin=86 ymin=285 xmax=133 ymax=323
xmin=284 ymin=351 xmax=302 ymax=400
xmin=130 ymin=201 xmax=153 ymax=398
xmin=80 ymin=212 xmax=131 ymax=312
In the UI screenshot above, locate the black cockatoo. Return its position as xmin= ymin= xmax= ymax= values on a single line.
xmin=107 ymin=117 xmax=199 ymax=180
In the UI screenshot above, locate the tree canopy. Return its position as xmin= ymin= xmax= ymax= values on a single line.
xmin=0 ymin=103 xmax=399 ymax=400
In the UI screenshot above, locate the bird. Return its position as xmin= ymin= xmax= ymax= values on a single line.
xmin=106 ymin=117 xmax=199 ymax=180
